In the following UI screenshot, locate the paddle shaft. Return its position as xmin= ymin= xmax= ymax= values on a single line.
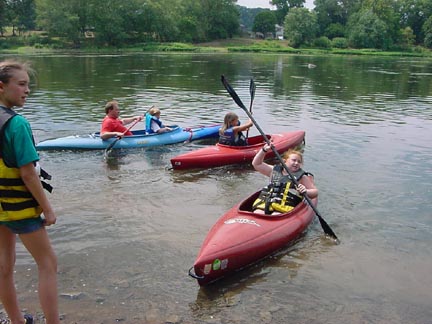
xmin=246 ymin=79 xmax=256 ymax=139
xmin=221 ymin=75 xmax=339 ymax=242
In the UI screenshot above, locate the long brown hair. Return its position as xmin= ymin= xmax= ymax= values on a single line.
xmin=219 ymin=112 xmax=238 ymax=134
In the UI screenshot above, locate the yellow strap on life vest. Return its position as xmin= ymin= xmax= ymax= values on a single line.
xmin=0 ymin=159 xmax=42 ymax=221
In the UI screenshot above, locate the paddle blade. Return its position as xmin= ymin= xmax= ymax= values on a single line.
xmin=246 ymin=78 xmax=256 ymax=139
xmin=316 ymin=213 xmax=339 ymax=243
xmin=103 ymin=138 xmax=119 ymax=159
xmin=249 ymin=79 xmax=256 ymax=104
xmin=221 ymin=75 xmax=247 ymax=110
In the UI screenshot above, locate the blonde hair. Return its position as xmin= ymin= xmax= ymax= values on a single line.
xmin=220 ymin=112 xmax=238 ymax=134
xmin=0 ymin=59 xmax=33 ymax=83
xmin=148 ymin=105 xmax=160 ymax=116
xmin=282 ymin=149 xmax=304 ymax=164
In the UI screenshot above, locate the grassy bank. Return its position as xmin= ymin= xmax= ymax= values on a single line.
xmin=1 ymin=36 xmax=431 ymax=57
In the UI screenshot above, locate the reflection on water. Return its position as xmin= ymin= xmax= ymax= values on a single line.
xmin=4 ymin=53 xmax=432 ymax=323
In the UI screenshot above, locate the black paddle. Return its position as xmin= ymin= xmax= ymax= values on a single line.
xmin=246 ymin=78 xmax=256 ymax=140
xmin=221 ymin=75 xmax=339 ymax=243
xmin=104 ymin=118 xmax=140 ymax=159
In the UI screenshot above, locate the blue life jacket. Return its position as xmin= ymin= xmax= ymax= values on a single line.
xmin=145 ymin=114 xmax=163 ymax=134
xmin=219 ymin=126 xmax=247 ymax=146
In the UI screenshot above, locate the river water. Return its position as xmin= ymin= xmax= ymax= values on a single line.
xmin=0 ymin=53 xmax=431 ymax=323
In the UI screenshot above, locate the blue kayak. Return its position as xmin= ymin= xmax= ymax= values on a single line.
xmin=36 ymin=125 xmax=220 ymax=151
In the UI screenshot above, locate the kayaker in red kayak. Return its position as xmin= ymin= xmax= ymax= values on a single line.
xmin=219 ymin=112 xmax=253 ymax=146
xmin=252 ymin=144 xmax=318 ymax=215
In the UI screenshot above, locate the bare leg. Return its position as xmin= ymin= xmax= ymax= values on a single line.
xmin=0 ymin=226 xmax=25 ymax=323
xmin=20 ymin=227 xmax=60 ymax=324
xmin=253 ymin=209 xmax=281 ymax=216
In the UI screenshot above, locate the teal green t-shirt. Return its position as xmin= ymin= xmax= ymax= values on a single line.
xmin=2 ymin=114 xmax=39 ymax=167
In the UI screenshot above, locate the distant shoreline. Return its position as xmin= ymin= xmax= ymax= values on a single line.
xmin=1 ymin=37 xmax=431 ymax=58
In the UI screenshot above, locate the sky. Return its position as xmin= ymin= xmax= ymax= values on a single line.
xmin=236 ymin=0 xmax=314 ymax=9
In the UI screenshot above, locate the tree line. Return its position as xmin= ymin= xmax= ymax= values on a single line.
xmin=1 ymin=0 xmax=240 ymax=46
xmin=1 ymin=0 xmax=431 ymax=50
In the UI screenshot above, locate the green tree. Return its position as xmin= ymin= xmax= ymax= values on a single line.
xmin=347 ymin=9 xmax=390 ymax=49
xmin=271 ymin=0 xmax=305 ymax=24
xmin=36 ymin=0 xmax=85 ymax=45
xmin=237 ymin=6 xmax=268 ymax=32
xmin=129 ymin=0 xmax=178 ymax=42
xmin=284 ymin=7 xmax=318 ymax=47
xmin=201 ymin=0 xmax=239 ymax=40
xmin=314 ymin=0 xmax=361 ymax=37
xmin=177 ymin=0 xmax=205 ymax=42
xmin=7 ymin=0 xmax=36 ymax=35
xmin=423 ymin=15 xmax=432 ymax=48
xmin=0 ymin=0 xmax=8 ymax=36
xmin=324 ymin=23 xmax=346 ymax=38
xmin=33 ymin=0 xmax=240 ymax=45
xmin=400 ymin=26 xmax=415 ymax=48
xmin=151 ymin=0 xmax=239 ymax=43
xmin=398 ymin=0 xmax=432 ymax=45
xmin=361 ymin=0 xmax=399 ymax=46
xmin=88 ymin=0 xmax=131 ymax=46
xmin=252 ymin=11 xmax=277 ymax=37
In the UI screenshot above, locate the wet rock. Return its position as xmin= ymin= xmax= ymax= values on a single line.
xmin=165 ymin=314 xmax=181 ymax=323
xmin=259 ymin=310 xmax=272 ymax=323
xmin=60 ymin=292 xmax=86 ymax=300
xmin=113 ymin=280 xmax=130 ymax=289
xmin=144 ymin=308 xmax=161 ymax=323
xmin=268 ymin=305 xmax=282 ymax=313
xmin=95 ymin=297 xmax=105 ymax=303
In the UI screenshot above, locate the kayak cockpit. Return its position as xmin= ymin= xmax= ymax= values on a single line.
xmin=93 ymin=126 xmax=180 ymax=138
xmin=238 ymin=190 xmax=307 ymax=218
xmin=217 ymin=134 xmax=271 ymax=149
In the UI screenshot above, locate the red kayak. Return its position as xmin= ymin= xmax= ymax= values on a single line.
xmin=171 ymin=130 xmax=305 ymax=170
xmin=189 ymin=190 xmax=317 ymax=286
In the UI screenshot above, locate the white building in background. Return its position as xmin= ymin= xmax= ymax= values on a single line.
xmin=275 ymin=24 xmax=284 ymax=40
xmin=252 ymin=24 xmax=284 ymax=39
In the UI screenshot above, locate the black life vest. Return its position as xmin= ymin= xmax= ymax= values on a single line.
xmin=253 ymin=164 xmax=311 ymax=215
xmin=219 ymin=127 xmax=247 ymax=146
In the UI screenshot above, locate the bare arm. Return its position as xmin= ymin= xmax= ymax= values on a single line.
xmin=156 ymin=126 xmax=172 ymax=133
xmin=252 ymin=144 xmax=273 ymax=177
xmin=101 ymin=115 xmax=143 ymax=139
xmin=233 ymin=119 xmax=253 ymax=134
xmin=100 ymin=131 xmax=124 ymax=140
xmin=121 ymin=115 xmax=143 ymax=125
xmin=298 ymin=176 xmax=318 ymax=199
xmin=20 ymin=163 xmax=56 ymax=226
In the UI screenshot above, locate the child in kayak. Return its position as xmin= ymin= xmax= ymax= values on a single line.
xmin=219 ymin=112 xmax=253 ymax=146
xmin=252 ymin=144 xmax=318 ymax=215
xmin=145 ymin=106 xmax=172 ymax=134
xmin=0 ymin=59 xmax=60 ymax=323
